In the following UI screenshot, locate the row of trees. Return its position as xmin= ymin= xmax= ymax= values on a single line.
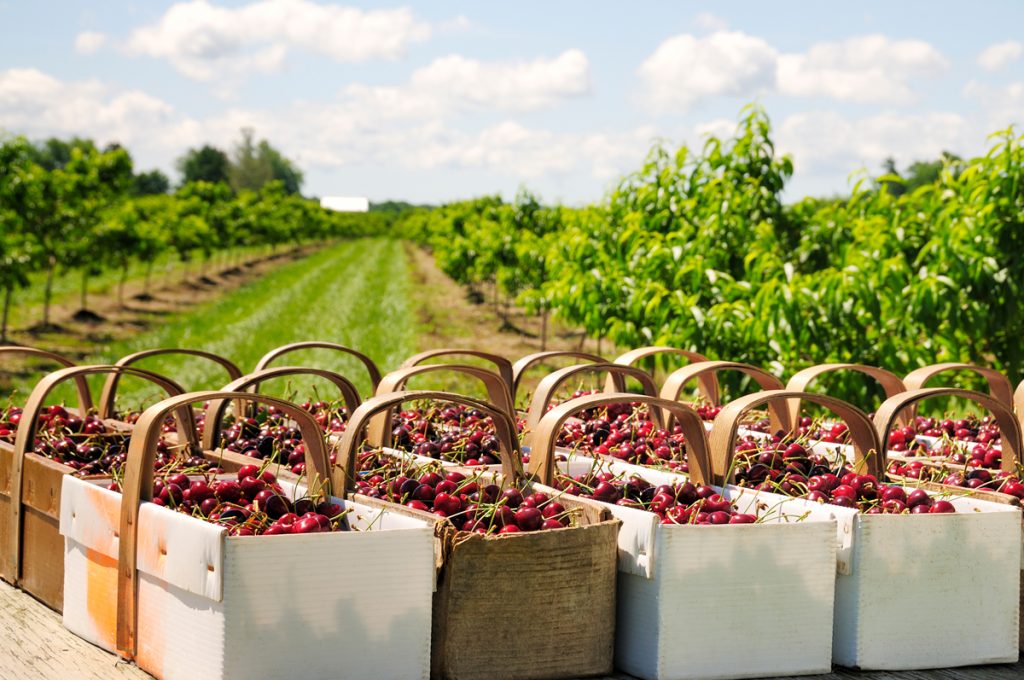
xmin=396 ymin=106 xmax=1024 ymax=400
xmin=0 ymin=134 xmax=384 ymax=340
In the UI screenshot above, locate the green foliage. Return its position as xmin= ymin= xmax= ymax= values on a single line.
xmin=132 ymin=169 xmax=170 ymax=196
xmin=177 ymin=145 xmax=231 ymax=185
xmin=228 ymin=128 xmax=303 ymax=195
xmin=394 ymin=107 xmax=1024 ymax=403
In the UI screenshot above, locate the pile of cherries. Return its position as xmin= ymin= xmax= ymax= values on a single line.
xmin=554 ymin=406 xmax=691 ymax=472
xmin=732 ymin=435 xmax=956 ymax=513
xmin=13 ymin=404 xmax=213 ymax=478
xmin=551 ymin=470 xmax=757 ymax=525
xmin=354 ymin=453 xmax=575 ymax=534
xmin=913 ymin=415 xmax=1001 ymax=446
xmin=109 ymin=464 xmax=350 ymax=536
xmin=0 ymin=404 xmax=23 ymax=443
xmin=211 ymin=400 xmax=348 ymax=476
xmin=391 ymin=403 xmax=510 ymax=466
xmin=886 ymin=459 xmax=1024 ymax=500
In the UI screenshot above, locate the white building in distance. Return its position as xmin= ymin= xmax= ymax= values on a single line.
xmin=320 ymin=196 xmax=369 ymax=213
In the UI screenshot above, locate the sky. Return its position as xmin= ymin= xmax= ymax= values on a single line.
xmin=1 ymin=1 xmax=1023 ymax=204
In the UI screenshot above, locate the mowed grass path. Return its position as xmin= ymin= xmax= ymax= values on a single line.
xmin=29 ymin=238 xmax=417 ymax=407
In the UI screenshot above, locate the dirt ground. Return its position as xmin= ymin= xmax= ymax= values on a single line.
xmin=0 ymin=247 xmax=311 ymax=387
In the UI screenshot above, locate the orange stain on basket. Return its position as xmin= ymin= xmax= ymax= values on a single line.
xmin=85 ymin=547 xmax=118 ymax=649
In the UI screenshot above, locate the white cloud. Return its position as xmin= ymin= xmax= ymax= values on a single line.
xmin=977 ymin=41 xmax=1024 ymax=71
xmin=694 ymin=12 xmax=728 ymax=32
xmin=344 ymin=49 xmax=591 ymax=118
xmin=962 ymin=80 xmax=1024 ymax=129
xmin=694 ymin=118 xmax=736 ymax=140
xmin=124 ymin=0 xmax=432 ymax=81
xmin=776 ymin=110 xmax=972 ymax=176
xmin=638 ymin=31 xmax=778 ymax=112
xmin=0 ymin=69 xmax=177 ymax=142
xmin=777 ymin=35 xmax=948 ymax=104
xmin=74 ymin=31 xmax=107 ymax=55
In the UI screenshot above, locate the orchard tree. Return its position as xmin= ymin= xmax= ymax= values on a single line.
xmin=132 ymin=169 xmax=170 ymax=196
xmin=177 ymin=145 xmax=231 ymax=185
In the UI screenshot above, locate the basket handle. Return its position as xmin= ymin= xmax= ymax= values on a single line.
xmin=401 ymin=349 xmax=514 ymax=393
xmin=607 ymin=346 xmax=716 ymax=403
xmin=521 ymin=363 xmax=661 ymax=448
xmin=336 ymin=390 xmax=523 ymax=485
xmin=117 ymin=391 xmax=331 ymax=658
xmin=4 ymin=365 xmax=194 ymax=584
xmin=366 ymin=364 xmax=515 ymax=445
xmin=904 ymin=363 xmax=1013 ymax=405
xmin=98 ymin=348 xmax=242 ymax=419
xmin=0 ymin=346 xmax=91 ymax=413
xmin=200 ymin=367 xmax=363 ymax=450
xmin=875 ymin=387 xmax=1021 ymax=475
xmin=784 ymin=363 xmax=907 ymax=432
xmin=527 ymin=393 xmax=713 ymax=487
xmin=254 ymin=341 xmax=382 ymax=394
xmin=661 ymin=361 xmax=788 ymax=432
xmin=511 ymin=350 xmax=605 ymax=401
xmin=709 ymin=390 xmax=881 ymax=485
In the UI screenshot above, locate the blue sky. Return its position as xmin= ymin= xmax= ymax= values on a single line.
xmin=2 ymin=1 xmax=1023 ymax=204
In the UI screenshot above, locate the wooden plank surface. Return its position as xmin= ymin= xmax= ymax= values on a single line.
xmin=0 ymin=577 xmax=1019 ymax=679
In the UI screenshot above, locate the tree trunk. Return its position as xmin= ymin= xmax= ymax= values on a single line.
xmin=118 ymin=264 xmax=128 ymax=307
xmin=42 ymin=257 xmax=55 ymax=326
xmin=1 ymin=286 xmax=12 ymax=343
xmin=541 ymin=308 xmax=548 ymax=351
xmin=144 ymin=260 xmax=154 ymax=295
xmin=80 ymin=270 xmax=89 ymax=311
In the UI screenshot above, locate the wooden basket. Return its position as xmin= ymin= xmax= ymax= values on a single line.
xmin=337 ymin=389 xmax=620 ymax=680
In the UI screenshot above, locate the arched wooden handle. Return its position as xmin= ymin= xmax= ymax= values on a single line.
xmin=904 ymin=363 xmax=1013 ymax=405
xmin=4 ymin=365 xmax=195 ymax=585
xmin=521 ymin=363 xmax=661 ymax=448
xmin=98 ymin=348 xmax=242 ymax=419
xmin=511 ymin=350 xmax=605 ymax=400
xmin=254 ymin=341 xmax=382 ymax=394
xmin=608 ymin=346 xmax=717 ymax=404
xmin=200 ymin=367 xmax=363 ymax=450
xmin=784 ymin=363 xmax=907 ymax=432
xmin=661 ymin=361 xmax=788 ymax=432
xmin=527 ymin=393 xmax=713 ymax=487
xmin=366 ymin=364 xmax=515 ymax=446
xmin=709 ymin=390 xmax=881 ymax=485
xmin=0 ymin=346 xmax=91 ymax=413
xmin=335 ymin=390 xmax=523 ymax=485
xmin=401 ymin=349 xmax=514 ymax=393
xmin=875 ymin=388 xmax=1021 ymax=474
xmin=117 ymin=391 xmax=331 ymax=658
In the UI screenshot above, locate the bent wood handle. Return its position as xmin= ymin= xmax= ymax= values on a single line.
xmin=511 ymin=350 xmax=605 ymax=401
xmin=521 ymin=363 xmax=661 ymax=449
xmin=98 ymin=348 xmax=242 ymax=419
xmin=117 ymin=390 xmax=330 ymax=658
xmin=904 ymin=363 xmax=1013 ymax=406
xmin=875 ymin=387 xmax=1021 ymax=475
xmin=336 ymin=390 xmax=523 ymax=486
xmin=5 ymin=365 xmax=194 ymax=584
xmin=254 ymin=341 xmax=382 ymax=394
xmin=367 ymin=364 xmax=515 ymax=446
xmin=785 ymin=363 xmax=907 ymax=432
xmin=0 ymin=346 xmax=90 ymax=413
xmin=609 ymin=346 xmax=717 ymax=404
xmin=401 ymin=349 xmax=514 ymax=393
xmin=528 ymin=393 xmax=713 ymax=488
xmin=709 ymin=390 xmax=881 ymax=485
xmin=661 ymin=361 xmax=788 ymax=433
xmin=201 ymin=367 xmax=363 ymax=450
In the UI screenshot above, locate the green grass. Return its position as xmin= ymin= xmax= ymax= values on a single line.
xmin=6 ymin=245 xmax=268 ymax=330
xmin=10 ymin=238 xmax=418 ymax=410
